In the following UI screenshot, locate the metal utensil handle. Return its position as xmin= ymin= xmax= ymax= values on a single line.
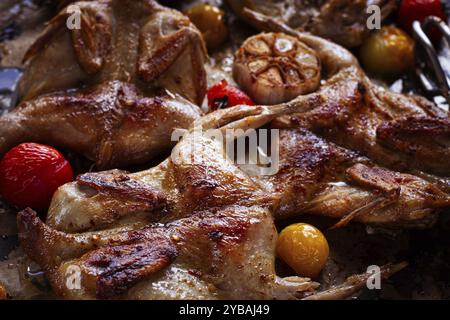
xmin=413 ymin=16 xmax=450 ymax=106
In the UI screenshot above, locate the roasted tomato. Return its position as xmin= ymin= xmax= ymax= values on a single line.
xmin=398 ymin=0 xmax=447 ymax=43
xmin=207 ymin=80 xmax=254 ymax=111
xmin=186 ymin=4 xmax=228 ymax=50
xmin=0 ymin=143 xmax=73 ymax=211
xmin=360 ymin=26 xmax=415 ymax=77
xmin=277 ymin=223 xmax=329 ymax=279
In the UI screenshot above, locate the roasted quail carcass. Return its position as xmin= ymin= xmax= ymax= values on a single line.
xmin=0 ymin=82 xmax=202 ymax=169
xmin=0 ymin=0 xmax=207 ymax=169
xmin=41 ymin=102 xmax=450 ymax=238
xmin=18 ymin=104 xmax=407 ymax=299
xmin=233 ymin=10 xmax=450 ymax=184
xmin=227 ymin=0 xmax=396 ymax=48
xmin=274 ymin=65 xmax=450 ymax=179
xmin=261 ymin=128 xmax=450 ymax=228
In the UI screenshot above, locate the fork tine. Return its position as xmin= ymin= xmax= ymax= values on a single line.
xmin=423 ymin=16 xmax=450 ymax=43
xmin=413 ymin=17 xmax=450 ymax=107
xmin=0 ymin=67 xmax=22 ymax=112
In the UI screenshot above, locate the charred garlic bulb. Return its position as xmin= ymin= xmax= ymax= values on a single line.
xmin=233 ymin=33 xmax=321 ymax=105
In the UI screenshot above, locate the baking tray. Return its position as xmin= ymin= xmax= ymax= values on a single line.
xmin=0 ymin=0 xmax=450 ymax=300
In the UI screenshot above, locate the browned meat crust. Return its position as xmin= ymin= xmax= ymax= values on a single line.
xmin=0 ymin=0 xmax=207 ymax=169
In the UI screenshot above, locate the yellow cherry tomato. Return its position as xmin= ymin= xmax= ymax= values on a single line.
xmin=277 ymin=223 xmax=329 ymax=278
xmin=185 ymin=4 xmax=228 ymax=50
xmin=360 ymin=26 xmax=415 ymax=77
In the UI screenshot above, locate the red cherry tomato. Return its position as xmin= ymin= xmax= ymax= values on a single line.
xmin=207 ymin=80 xmax=254 ymax=111
xmin=0 ymin=143 xmax=73 ymax=211
xmin=398 ymin=0 xmax=447 ymax=43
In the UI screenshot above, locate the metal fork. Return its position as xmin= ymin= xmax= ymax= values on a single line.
xmin=0 ymin=67 xmax=21 ymax=114
xmin=413 ymin=16 xmax=450 ymax=108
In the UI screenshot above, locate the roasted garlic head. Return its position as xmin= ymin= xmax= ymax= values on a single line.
xmin=233 ymin=33 xmax=321 ymax=104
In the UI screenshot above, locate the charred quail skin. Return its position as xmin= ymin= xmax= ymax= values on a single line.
xmin=0 ymin=0 xmax=207 ymax=169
